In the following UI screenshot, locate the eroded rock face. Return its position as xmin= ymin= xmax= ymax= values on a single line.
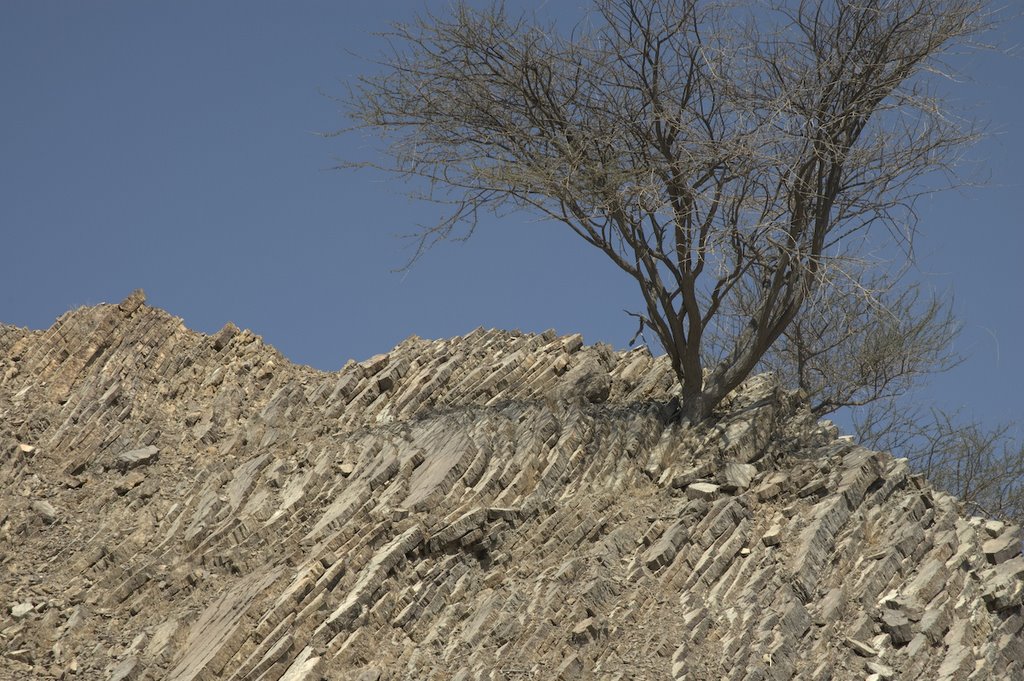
xmin=1 ymin=291 xmax=1022 ymax=680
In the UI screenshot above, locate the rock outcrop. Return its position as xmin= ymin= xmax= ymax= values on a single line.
xmin=1 ymin=291 xmax=1022 ymax=680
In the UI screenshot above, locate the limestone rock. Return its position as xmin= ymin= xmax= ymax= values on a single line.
xmin=881 ymin=607 xmax=913 ymax=646
xmin=15 ymin=443 xmax=36 ymax=457
xmin=581 ymin=372 xmax=612 ymax=404
xmin=669 ymin=462 xmax=711 ymax=489
xmin=981 ymin=557 xmax=1024 ymax=611
xmin=985 ymin=520 xmax=1006 ymax=537
xmin=5 ymin=649 xmax=32 ymax=665
xmin=10 ymin=602 xmax=33 ymax=619
xmin=983 ymin=530 xmax=1021 ymax=565
xmin=570 ymin=616 xmax=605 ymax=644
xmin=721 ymin=462 xmax=757 ymax=491
xmin=109 ymin=656 xmax=139 ymax=681
xmin=762 ymin=524 xmax=783 ymax=547
xmin=866 ymin=661 xmax=895 ymax=680
xmin=211 ymin=322 xmax=239 ymax=351
xmin=845 ymin=637 xmax=879 ymax=657
xmin=30 ymin=499 xmax=58 ymax=524
xmin=114 ymin=471 xmax=146 ymax=496
xmin=686 ymin=482 xmax=720 ymax=501
xmin=117 ymin=289 xmax=146 ymax=314
xmin=0 ymin=297 xmax=1021 ymax=680
xmin=114 ymin=445 xmax=159 ymax=472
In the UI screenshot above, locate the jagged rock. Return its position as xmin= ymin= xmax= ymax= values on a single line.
xmin=881 ymin=607 xmax=914 ymax=646
xmin=10 ymin=602 xmax=33 ymax=619
xmin=763 ymin=524 xmax=783 ymax=547
xmin=983 ymin=530 xmax=1021 ymax=565
xmin=755 ymin=471 xmax=789 ymax=500
xmin=721 ymin=462 xmax=757 ymax=491
xmin=30 ymin=499 xmax=58 ymax=524
xmin=556 ymin=654 xmax=585 ymax=679
xmin=5 ymin=650 xmax=32 ymax=665
xmin=866 ymin=661 xmax=895 ymax=680
xmin=109 ymin=656 xmax=139 ymax=681
xmin=981 ymin=557 xmax=1024 ymax=611
xmin=211 ymin=322 xmax=239 ymax=351
xmin=118 ymin=289 xmax=146 ymax=313
xmin=686 ymin=482 xmax=720 ymax=500
xmin=985 ymin=520 xmax=1006 ymax=537
xmin=62 ymin=475 xmax=85 ymax=489
xmin=668 ymin=462 xmax=711 ymax=489
xmin=113 ymin=445 xmax=159 ymax=472
xmin=644 ymin=519 xmax=689 ymax=569
xmin=845 ymin=637 xmax=879 ymax=657
xmin=1 ymin=295 xmax=1022 ymax=680
xmin=15 ymin=443 xmax=36 ymax=457
xmin=582 ymin=374 xmax=612 ymax=403
xmin=114 ymin=471 xmax=146 ymax=496
xmin=570 ymin=616 xmax=605 ymax=644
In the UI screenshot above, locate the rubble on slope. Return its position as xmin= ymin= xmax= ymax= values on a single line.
xmin=1 ymin=291 xmax=1021 ymax=680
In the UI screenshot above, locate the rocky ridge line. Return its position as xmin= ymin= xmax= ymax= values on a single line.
xmin=1 ymin=291 xmax=1022 ymax=680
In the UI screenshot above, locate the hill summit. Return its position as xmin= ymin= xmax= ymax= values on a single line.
xmin=1 ymin=291 xmax=1022 ymax=680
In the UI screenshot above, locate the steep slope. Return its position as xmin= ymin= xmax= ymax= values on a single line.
xmin=1 ymin=291 xmax=1022 ymax=680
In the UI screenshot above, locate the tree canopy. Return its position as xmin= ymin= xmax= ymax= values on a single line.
xmin=342 ymin=0 xmax=987 ymax=422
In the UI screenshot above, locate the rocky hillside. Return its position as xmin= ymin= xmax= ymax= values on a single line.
xmin=1 ymin=291 xmax=1022 ymax=680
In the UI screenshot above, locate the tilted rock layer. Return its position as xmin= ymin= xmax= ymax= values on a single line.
xmin=1 ymin=291 xmax=1022 ymax=680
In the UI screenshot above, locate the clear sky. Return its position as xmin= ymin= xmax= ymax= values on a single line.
xmin=2 ymin=2 xmax=1021 ymax=434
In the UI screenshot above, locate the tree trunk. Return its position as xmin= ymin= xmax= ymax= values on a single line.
xmin=678 ymin=378 xmax=712 ymax=425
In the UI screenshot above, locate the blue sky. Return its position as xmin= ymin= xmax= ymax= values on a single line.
xmin=2 ymin=2 xmax=1021 ymax=434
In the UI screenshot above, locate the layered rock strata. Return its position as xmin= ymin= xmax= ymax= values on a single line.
xmin=1 ymin=291 xmax=1022 ymax=680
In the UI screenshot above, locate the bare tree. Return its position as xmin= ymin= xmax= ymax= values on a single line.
xmin=340 ymin=0 xmax=986 ymax=423
xmin=739 ymin=265 xmax=962 ymax=417
xmin=717 ymin=218 xmax=1024 ymax=522
xmin=855 ymin=403 xmax=1024 ymax=521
